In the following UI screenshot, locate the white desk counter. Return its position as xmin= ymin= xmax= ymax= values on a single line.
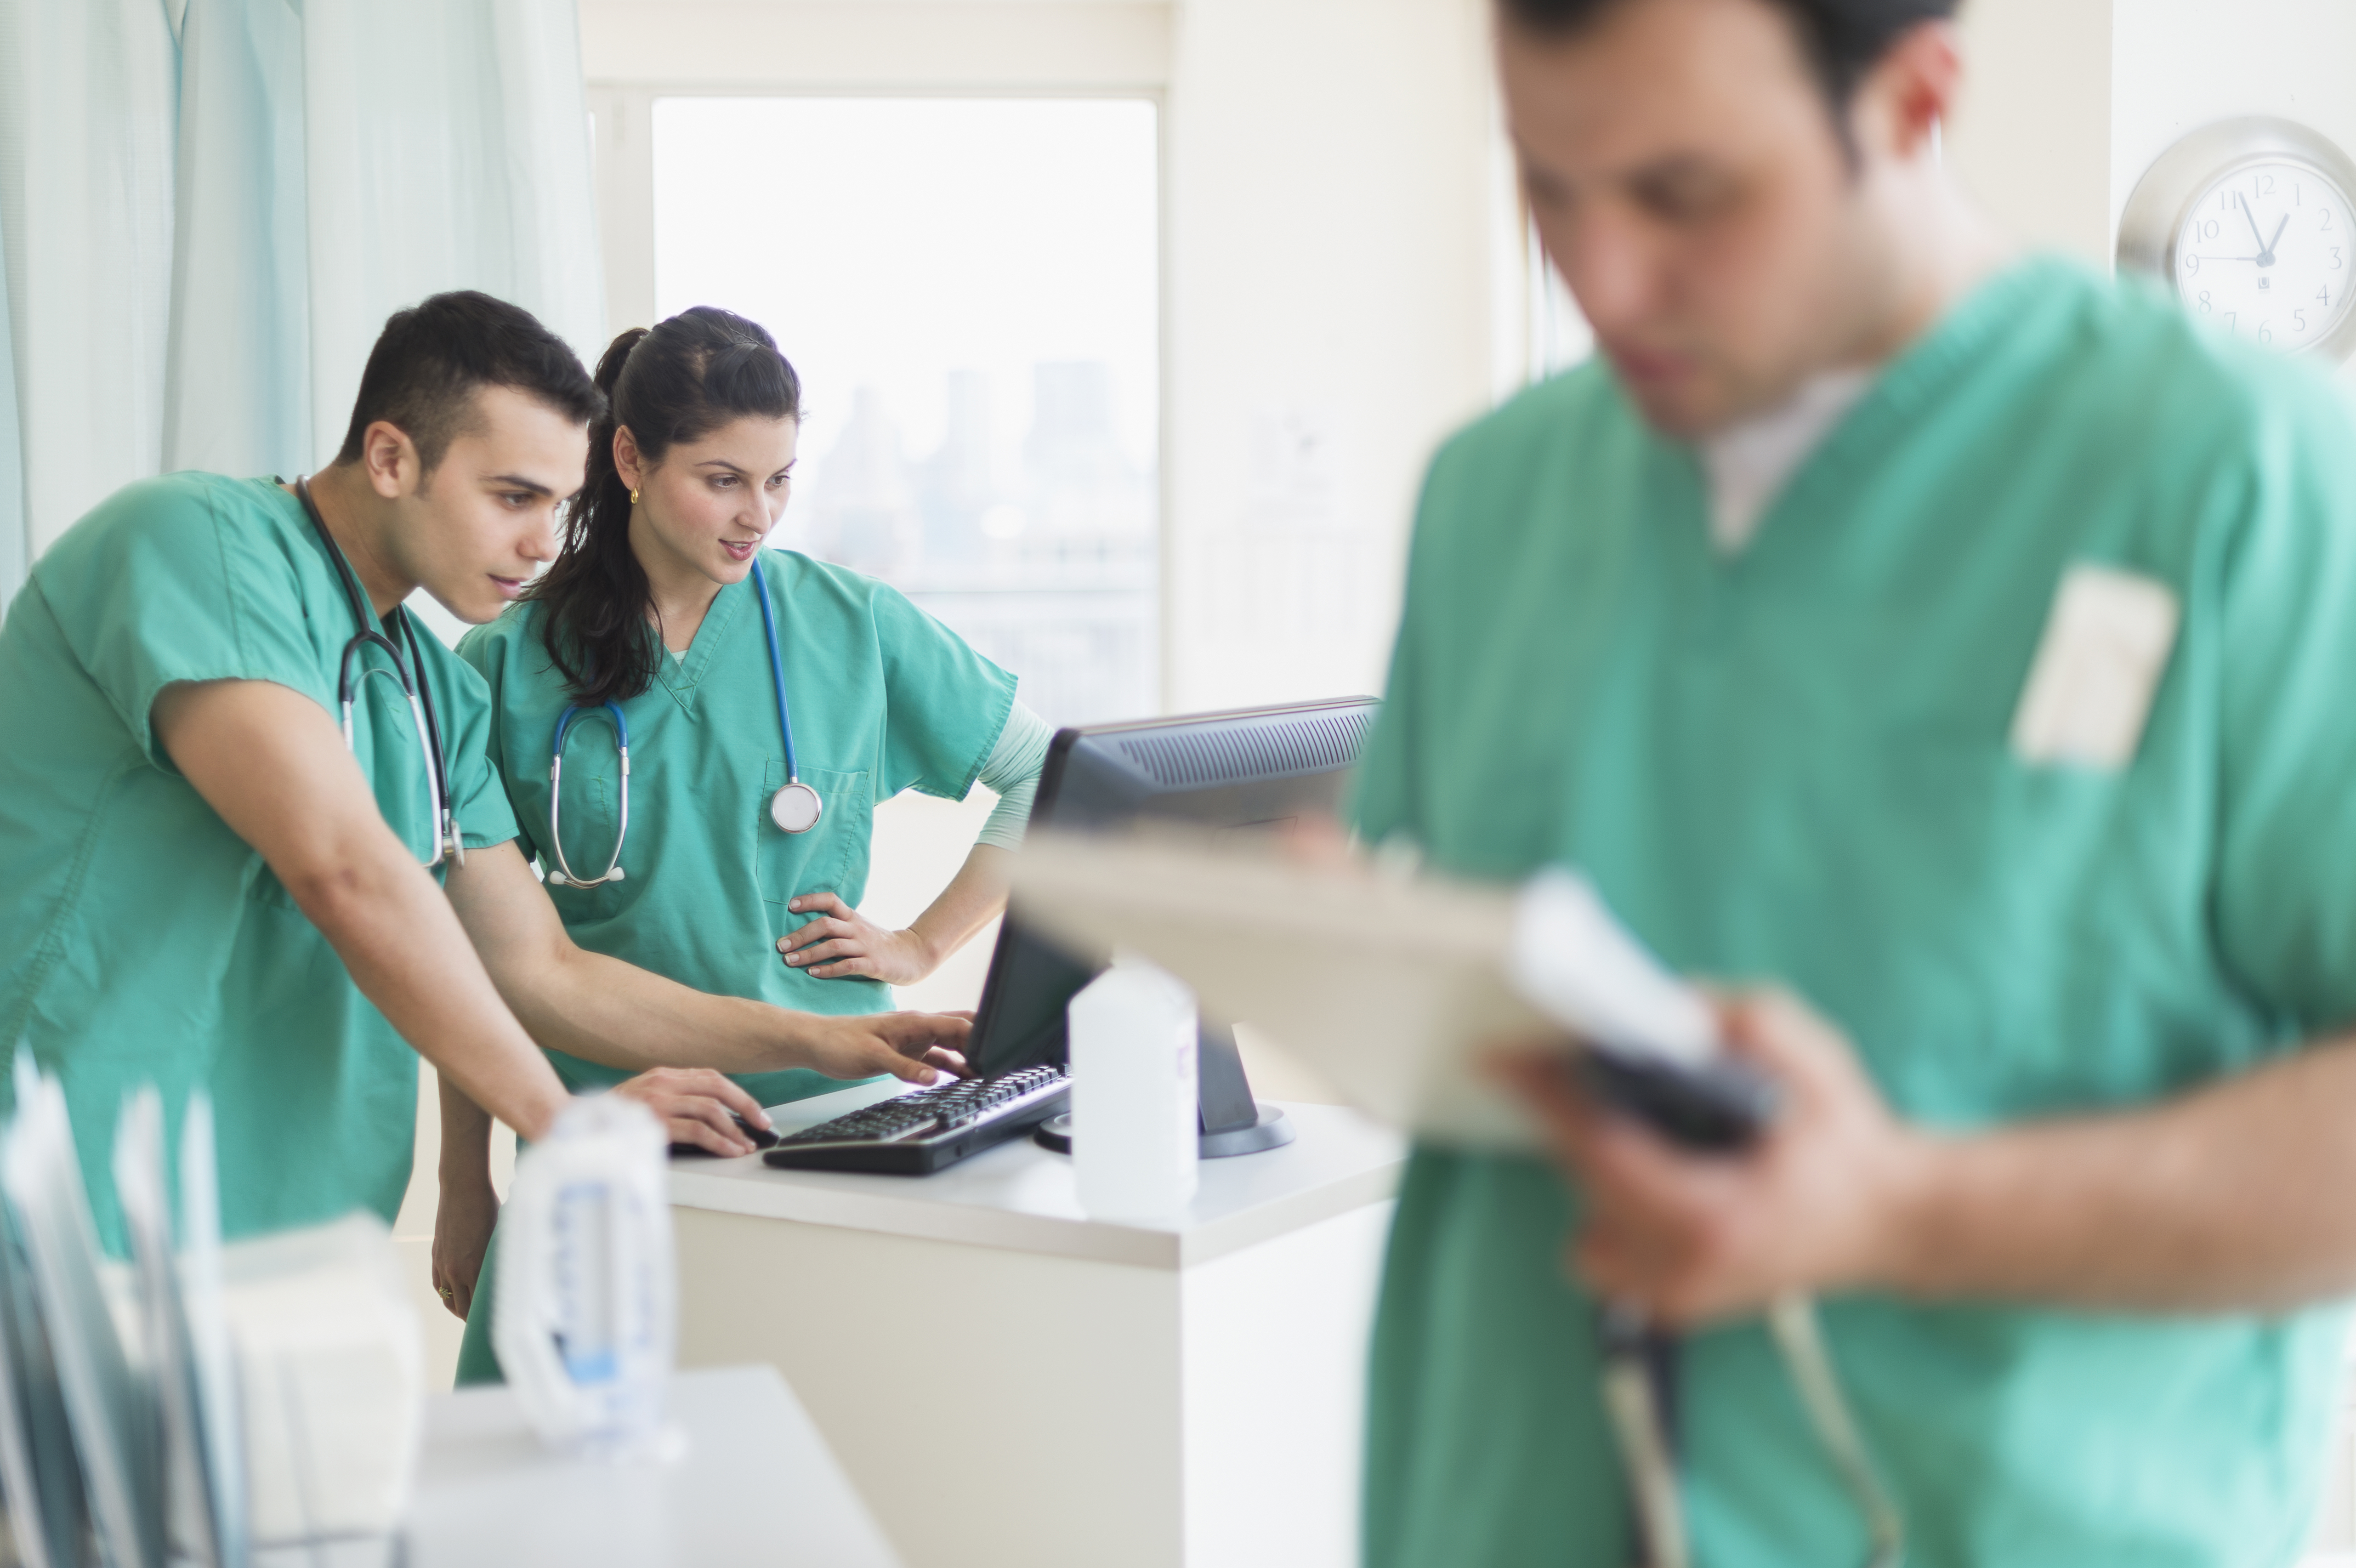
xmin=667 ymin=1079 xmax=1402 ymax=1267
xmin=407 ymin=1364 xmax=901 ymax=1567
xmin=665 ymin=1082 xmax=1407 ymax=1568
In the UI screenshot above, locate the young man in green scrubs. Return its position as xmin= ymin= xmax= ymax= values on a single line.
xmin=1356 ymin=1 xmax=2356 ymax=1564
xmin=0 ymin=292 xmax=966 ymax=1255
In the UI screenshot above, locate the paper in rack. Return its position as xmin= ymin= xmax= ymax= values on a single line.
xmin=1 ymin=1058 xmax=167 ymax=1568
xmin=0 ymin=1075 xmax=90 ymax=1568
xmin=115 ymin=1087 xmax=247 ymax=1568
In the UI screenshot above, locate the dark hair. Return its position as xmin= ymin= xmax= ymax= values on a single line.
xmin=335 ymin=290 xmax=602 ymax=473
xmin=1497 ymin=0 xmax=1959 ymax=129
xmin=528 ymin=307 xmax=803 ymax=705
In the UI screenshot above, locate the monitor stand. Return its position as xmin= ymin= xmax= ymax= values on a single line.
xmin=1033 ymin=1023 xmax=1298 ymax=1159
xmin=1192 ymin=1022 xmax=1295 ymax=1157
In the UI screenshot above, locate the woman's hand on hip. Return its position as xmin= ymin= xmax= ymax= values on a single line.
xmin=610 ymin=1067 xmax=771 ymax=1156
xmin=801 ymin=1010 xmax=973 ymax=1084
xmin=431 ymin=1175 xmax=499 ymax=1322
xmin=779 ymin=892 xmax=942 ymax=984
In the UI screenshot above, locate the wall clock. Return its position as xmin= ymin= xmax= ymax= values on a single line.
xmin=2118 ymin=116 xmax=2356 ymax=362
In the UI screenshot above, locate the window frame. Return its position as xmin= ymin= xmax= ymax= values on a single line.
xmin=587 ymin=81 xmax=1172 ymax=712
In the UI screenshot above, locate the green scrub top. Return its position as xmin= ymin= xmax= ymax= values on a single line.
xmin=455 ymin=548 xmax=1016 ymax=1108
xmin=0 ymin=473 xmax=518 ymax=1250
xmin=1352 ymin=257 xmax=2356 ymax=1568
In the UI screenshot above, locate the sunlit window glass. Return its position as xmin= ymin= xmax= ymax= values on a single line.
xmin=652 ymin=97 xmax=1160 ymax=725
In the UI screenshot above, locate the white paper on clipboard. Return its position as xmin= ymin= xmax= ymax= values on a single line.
xmin=1009 ymin=830 xmax=1720 ymax=1152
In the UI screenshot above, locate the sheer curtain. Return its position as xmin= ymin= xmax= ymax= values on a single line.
xmin=0 ymin=0 xmax=604 ymax=618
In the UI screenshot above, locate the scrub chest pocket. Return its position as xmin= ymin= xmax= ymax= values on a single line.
xmin=1849 ymin=731 xmax=2209 ymax=1112
xmin=757 ymin=764 xmax=869 ymax=914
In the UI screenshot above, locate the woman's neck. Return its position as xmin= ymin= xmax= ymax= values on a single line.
xmin=640 ymin=548 xmax=726 ymax=654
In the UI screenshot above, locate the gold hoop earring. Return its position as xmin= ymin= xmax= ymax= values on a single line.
xmin=629 ymin=488 xmax=641 ymax=505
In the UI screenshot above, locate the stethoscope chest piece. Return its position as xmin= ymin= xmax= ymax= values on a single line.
xmin=771 ymin=780 xmax=824 ymax=834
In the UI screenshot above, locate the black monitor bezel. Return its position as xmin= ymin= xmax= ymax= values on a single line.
xmin=962 ymin=696 xmax=1379 ymax=1079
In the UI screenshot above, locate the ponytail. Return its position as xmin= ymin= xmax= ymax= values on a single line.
xmin=527 ymin=309 xmax=802 ymax=705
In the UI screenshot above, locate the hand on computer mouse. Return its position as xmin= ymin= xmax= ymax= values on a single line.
xmin=613 ymin=1066 xmax=770 ymax=1156
xmin=670 ymin=1111 xmax=780 ymax=1159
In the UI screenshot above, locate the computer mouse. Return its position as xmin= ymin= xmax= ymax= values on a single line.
xmin=669 ymin=1111 xmax=781 ymax=1159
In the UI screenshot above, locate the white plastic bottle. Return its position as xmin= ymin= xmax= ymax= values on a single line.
xmin=494 ymin=1096 xmax=677 ymax=1459
xmin=1069 ymin=960 xmax=1201 ymax=1221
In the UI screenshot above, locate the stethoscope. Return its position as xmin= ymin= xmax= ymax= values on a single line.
xmin=291 ymin=477 xmax=463 ymax=869
xmin=545 ymin=554 xmax=821 ymax=889
xmin=1603 ymin=1297 xmax=1903 ymax=1568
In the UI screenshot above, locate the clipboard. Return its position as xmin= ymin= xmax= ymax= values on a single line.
xmin=1009 ymin=830 xmax=1773 ymax=1153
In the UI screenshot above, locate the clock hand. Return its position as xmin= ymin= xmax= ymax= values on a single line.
xmin=2239 ymin=193 xmax=2270 ymax=255
xmin=2262 ymin=212 xmax=2289 ymax=266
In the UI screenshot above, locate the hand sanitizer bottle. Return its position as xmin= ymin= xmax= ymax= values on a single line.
xmin=1069 ymin=960 xmax=1201 ymax=1221
xmin=494 ymin=1095 xmax=678 ymax=1460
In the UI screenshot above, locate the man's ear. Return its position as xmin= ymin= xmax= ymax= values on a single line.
xmin=359 ymin=420 xmax=422 ymax=500
xmin=1854 ymin=20 xmax=1964 ymax=164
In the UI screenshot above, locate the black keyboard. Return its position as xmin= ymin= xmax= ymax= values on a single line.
xmin=761 ymin=1065 xmax=1070 ymax=1176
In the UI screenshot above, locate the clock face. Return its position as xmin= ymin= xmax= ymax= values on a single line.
xmin=2173 ymin=160 xmax=2356 ymax=353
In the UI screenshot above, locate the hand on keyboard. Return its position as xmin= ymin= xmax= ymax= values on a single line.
xmin=797 ymin=1010 xmax=974 ymax=1085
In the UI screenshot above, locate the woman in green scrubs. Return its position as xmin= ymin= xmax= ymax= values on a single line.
xmin=446 ymin=307 xmax=1052 ymax=1380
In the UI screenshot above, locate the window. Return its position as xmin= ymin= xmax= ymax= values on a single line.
xmin=651 ymin=96 xmax=1160 ymax=725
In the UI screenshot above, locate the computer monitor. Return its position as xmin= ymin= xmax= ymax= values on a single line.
xmin=966 ymin=696 xmax=1379 ymax=1156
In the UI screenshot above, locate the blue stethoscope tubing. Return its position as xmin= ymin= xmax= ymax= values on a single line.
xmin=749 ymin=556 xmax=825 ymax=835
xmin=293 ymin=476 xmax=462 ymax=869
xmin=545 ymin=555 xmax=821 ymax=890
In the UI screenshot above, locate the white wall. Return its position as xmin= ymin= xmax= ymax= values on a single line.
xmin=1945 ymin=0 xmax=2115 ymax=266
xmin=1162 ymin=0 xmax=1500 ymax=713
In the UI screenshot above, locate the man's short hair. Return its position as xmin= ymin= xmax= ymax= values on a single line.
xmin=334 ymin=291 xmax=603 ymax=474
xmin=1497 ymin=0 xmax=1961 ymax=118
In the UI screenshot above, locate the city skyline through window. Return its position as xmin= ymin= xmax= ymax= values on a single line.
xmin=652 ymin=97 xmax=1160 ymax=725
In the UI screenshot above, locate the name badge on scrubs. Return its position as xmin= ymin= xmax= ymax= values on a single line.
xmin=2008 ymin=563 xmax=2180 ymax=771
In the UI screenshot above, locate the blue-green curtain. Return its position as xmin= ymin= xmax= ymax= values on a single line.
xmin=163 ymin=0 xmax=311 ymax=486
xmin=0 ymin=0 xmax=604 ymax=622
xmin=0 ymin=198 xmax=22 ymax=614
xmin=0 ymin=0 xmax=178 ymax=622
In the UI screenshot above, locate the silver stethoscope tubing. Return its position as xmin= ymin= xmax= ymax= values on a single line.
xmin=292 ymin=477 xmax=462 ymax=869
xmin=545 ymin=701 xmax=631 ymax=888
xmin=1604 ymin=1295 xmax=1903 ymax=1568
xmin=545 ymin=554 xmax=820 ymax=890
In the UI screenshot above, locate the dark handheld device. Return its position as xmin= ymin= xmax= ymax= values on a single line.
xmin=1510 ymin=868 xmax=1780 ymax=1155
xmin=1575 ymin=1045 xmax=1778 ymax=1153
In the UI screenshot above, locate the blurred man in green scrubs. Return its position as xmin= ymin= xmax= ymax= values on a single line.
xmin=0 ymin=291 xmax=966 ymax=1251
xmin=1354 ymin=1 xmax=2356 ymax=1564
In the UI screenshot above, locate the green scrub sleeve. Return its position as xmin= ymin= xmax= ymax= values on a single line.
xmin=1351 ymin=604 xmax=1422 ymax=849
xmin=453 ymin=620 xmax=534 ymax=858
xmin=872 ymin=583 xmax=1018 ymax=802
xmin=40 ymin=476 xmax=335 ymax=772
xmin=2210 ymin=387 xmax=2356 ymax=1034
xmin=972 ymin=701 xmax=1052 ymax=851
xmin=1350 ymin=440 xmax=1460 ymax=847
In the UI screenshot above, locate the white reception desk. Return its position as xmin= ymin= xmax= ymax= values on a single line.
xmin=665 ymin=1079 xmax=1407 ymax=1568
